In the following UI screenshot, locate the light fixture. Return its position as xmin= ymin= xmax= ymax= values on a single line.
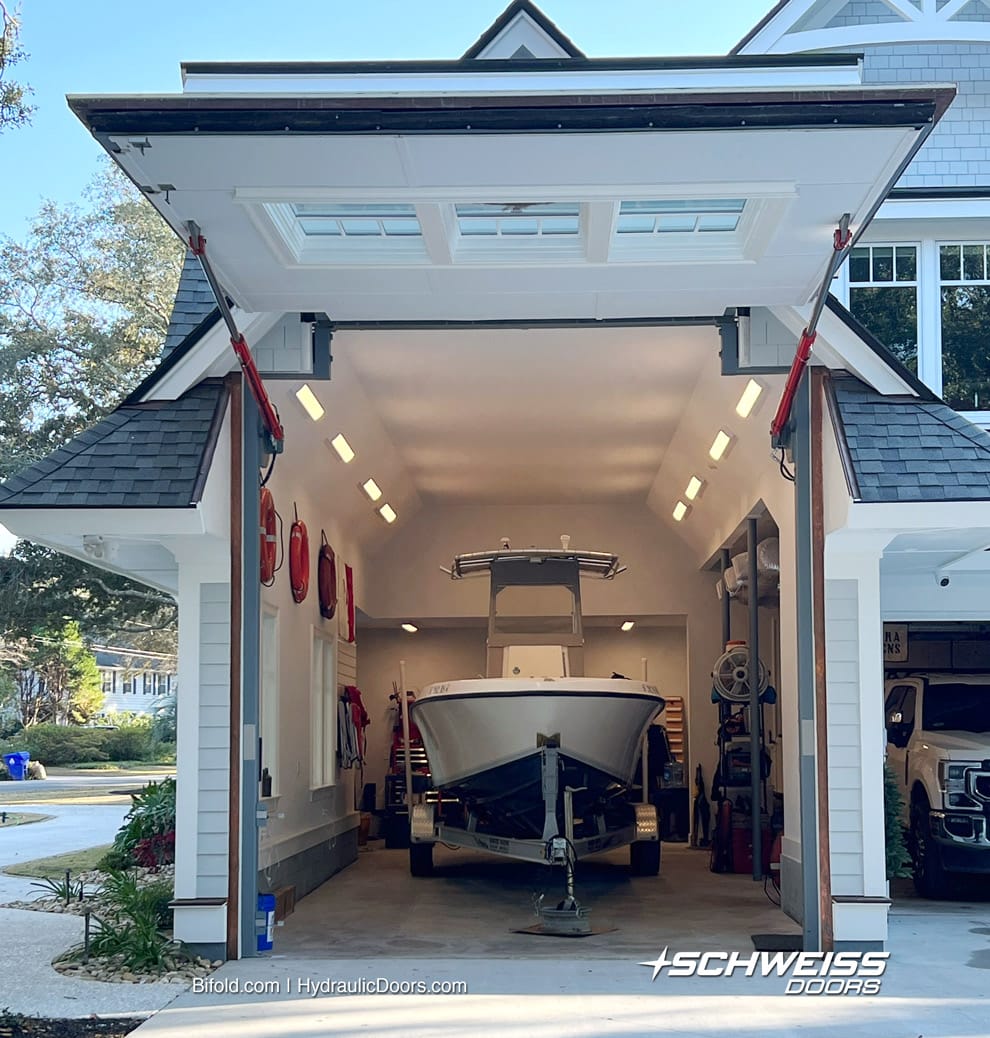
xmin=329 ymin=433 xmax=354 ymax=463
xmin=379 ymin=503 xmax=397 ymax=524
xmin=621 ymin=620 xmax=635 ymax=632
xmin=401 ymin=623 xmax=418 ymax=634
xmin=361 ymin=478 xmax=383 ymax=502
xmin=672 ymin=501 xmax=689 ymax=522
xmin=708 ymin=430 xmax=732 ymax=462
xmin=685 ymin=476 xmax=703 ymax=501
xmin=295 ymin=383 xmax=325 ymax=421
xmin=735 ymin=378 xmax=764 ymax=419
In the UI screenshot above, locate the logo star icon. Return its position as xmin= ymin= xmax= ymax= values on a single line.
xmin=638 ymin=945 xmax=674 ymax=981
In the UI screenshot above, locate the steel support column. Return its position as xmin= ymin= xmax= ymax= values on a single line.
xmin=747 ymin=516 xmax=762 ymax=882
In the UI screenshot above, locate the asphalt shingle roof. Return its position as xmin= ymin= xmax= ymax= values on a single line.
xmin=830 ymin=372 xmax=990 ymax=502
xmin=0 ymin=380 xmax=227 ymax=509
xmin=162 ymin=251 xmax=218 ymax=359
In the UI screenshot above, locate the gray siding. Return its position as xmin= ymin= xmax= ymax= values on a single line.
xmin=828 ymin=1 xmax=903 ymax=27
xmin=253 ymin=315 xmax=311 ymax=375
xmin=825 ymin=579 xmax=864 ymax=895
xmin=198 ymin=582 xmax=231 ymax=898
xmin=862 ymin=43 xmax=990 ymax=187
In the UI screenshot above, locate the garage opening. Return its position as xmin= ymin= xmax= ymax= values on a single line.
xmin=250 ymin=319 xmax=799 ymax=955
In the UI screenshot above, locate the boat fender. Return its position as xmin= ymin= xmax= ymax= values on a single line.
xmin=318 ymin=532 xmax=337 ymax=620
xmin=289 ymin=503 xmax=309 ymax=603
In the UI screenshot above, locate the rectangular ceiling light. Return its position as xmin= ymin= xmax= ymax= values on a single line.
xmin=379 ymin=503 xmax=397 ymax=524
xmin=295 ymin=383 xmax=325 ymax=421
xmin=685 ymin=476 xmax=703 ymax=501
xmin=672 ymin=501 xmax=689 ymax=522
xmin=709 ymin=430 xmax=732 ymax=462
xmin=735 ymin=379 xmax=764 ymax=419
xmin=361 ymin=478 xmax=383 ymax=502
xmin=329 ymin=433 xmax=355 ymax=463
xmin=401 ymin=623 xmax=418 ymax=634
xmin=621 ymin=620 xmax=635 ymax=632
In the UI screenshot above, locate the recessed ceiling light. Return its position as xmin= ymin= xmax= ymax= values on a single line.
xmin=295 ymin=383 xmax=325 ymax=421
xmin=672 ymin=501 xmax=689 ymax=522
xmin=329 ymin=433 xmax=354 ymax=463
xmin=621 ymin=620 xmax=635 ymax=632
xmin=401 ymin=623 xmax=418 ymax=634
xmin=735 ymin=379 xmax=764 ymax=419
xmin=709 ymin=430 xmax=732 ymax=462
xmin=685 ymin=476 xmax=703 ymax=501
xmin=361 ymin=478 xmax=383 ymax=502
xmin=379 ymin=503 xmax=397 ymax=524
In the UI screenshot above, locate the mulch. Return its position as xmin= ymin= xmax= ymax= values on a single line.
xmin=0 ymin=1015 xmax=142 ymax=1038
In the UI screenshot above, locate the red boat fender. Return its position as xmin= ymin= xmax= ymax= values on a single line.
xmin=288 ymin=504 xmax=309 ymax=603
xmin=260 ymin=487 xmax=277 ymax=586
xmin=344 ymin=685 xmax=371 ymax=760
xmin=345 ymin=563 xmax=355 ymax=643
xmin=317 ymin=532 xmax=337 ymax=620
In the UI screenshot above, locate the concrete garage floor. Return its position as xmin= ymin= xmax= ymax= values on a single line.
xmin=275 ymin=841 xmax=798 ymax=959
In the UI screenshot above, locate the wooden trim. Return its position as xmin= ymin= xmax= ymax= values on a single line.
xmin=226 ymin=372 xmax=243 ymax=960
xmin=169 ymin=897 xmax=227 ymax=908
xmin=811 ymin=365 xmax=834 ymax=952
xmin=831 ymin=895 xmax=892 ymax=905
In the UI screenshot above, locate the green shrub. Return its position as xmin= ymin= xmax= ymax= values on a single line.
xmin=96 ymin=846 xmax=134 ymax=872
xmin=884 ymin=760 xmax=912 ymax=880
xmin=103 ymin=718 xmax=153 ymax=762
xmin=89 ymin=870 xmax=179 ymax=972
xmin=7 ymin=723 xmax=108 ymax=766
xmin=151 ymin=695 xmax=176 ymax=746
xmin=110 ymin=778 xmax=176 ymax=864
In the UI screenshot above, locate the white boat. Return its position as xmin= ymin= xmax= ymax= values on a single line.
xmin=407 ymin=542 xmax=666 ymax=879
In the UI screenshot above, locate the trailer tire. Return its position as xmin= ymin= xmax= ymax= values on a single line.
xmin=410 ymin=842 xmax=435 ymax=877
xmin=630 ymin=839 xmax=661 ymax=876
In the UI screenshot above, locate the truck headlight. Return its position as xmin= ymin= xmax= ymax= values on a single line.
xmin=938 ymin=761 xmax=972 ymax=794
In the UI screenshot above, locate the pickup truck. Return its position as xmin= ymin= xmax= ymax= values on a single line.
xmin=884 ymin=674 xmax=990 ymax=898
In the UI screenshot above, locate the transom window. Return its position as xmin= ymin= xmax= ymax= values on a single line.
xmin=289 ymin=203 xmax=421 ymax=238
xmin=939 ymin=243 xmax=990 ymax=412
xmin=616 ymin=199 xmax=745 ymax=235
xmin=847 ymin=244 xmax=919 ymax=375
xmin=454 ymin=203 xmax=580 ymax=237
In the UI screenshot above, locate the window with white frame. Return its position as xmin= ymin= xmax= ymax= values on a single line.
xmin=846 ymin=244 xmax=919 ymax=375
xmin=260 ymin=607 xmax=279 ymax=796
xmin=310 ymin=629 xmax=337 ymax=789
xmin=939 ymin=243 xmax=990 ymax=413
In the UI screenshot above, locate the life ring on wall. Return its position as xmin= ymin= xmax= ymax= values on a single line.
xmin=289 ymin=504 xmax=310 ymax=603
xmin=318 ymin=532 xmax=337 ymax=620
xmin=260 ymin=487 xmax=277 ymax=586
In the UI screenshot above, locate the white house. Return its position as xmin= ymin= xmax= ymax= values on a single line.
xmin=2 ymin=0 xmax=990 ymax=960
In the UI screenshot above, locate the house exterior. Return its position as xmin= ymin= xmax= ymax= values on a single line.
xmin=1 ymin=0 xmax=989 ymax=960
xmin=95 ymin=646 xmax=177 ymax=717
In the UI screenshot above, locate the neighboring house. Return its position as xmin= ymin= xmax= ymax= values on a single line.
xmin=94 ymin=645 xmax=177 ymax=717
xmin=0 ymin=1 xmax=989 ymax=961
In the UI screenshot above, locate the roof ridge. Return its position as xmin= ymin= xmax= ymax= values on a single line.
xmin=908 ymin=397 xmax=990 ymax=455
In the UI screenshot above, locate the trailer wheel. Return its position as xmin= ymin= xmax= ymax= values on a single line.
xmin=630 ymin=839 xmax=661 ymax=876
xmin=409 ymin=842 xmax=435 ymax=877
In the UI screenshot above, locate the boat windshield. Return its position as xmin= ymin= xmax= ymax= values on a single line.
xmin=492 ymin=584 xmax=578 ymax=637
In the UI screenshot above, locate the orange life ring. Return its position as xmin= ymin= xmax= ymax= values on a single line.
xmin=260 ymin=487 xmax=277 ymax=585
xmin=289 ymin=505 xmax=309 ymax=603
xmin=318 ymin=532 xmax=337 ymax=620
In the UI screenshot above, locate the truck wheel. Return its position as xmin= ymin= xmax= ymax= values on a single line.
xmin=409 ymin=842 xmax=434 ymax=877
xmin=630 ymin=840 xmax=661 ymax=876
xmin=911 ymin=797 xmax=948 ymax=900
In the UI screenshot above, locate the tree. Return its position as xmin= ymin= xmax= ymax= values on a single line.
xmin=0 ymin=2 xmax=33 ymax=131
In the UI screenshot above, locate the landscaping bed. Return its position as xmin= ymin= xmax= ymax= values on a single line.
xmin=0 ymin=1013 xmax=143 ymax=1038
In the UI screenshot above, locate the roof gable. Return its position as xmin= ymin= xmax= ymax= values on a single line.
xmin=0 ymin=380 xmax=228 ymax=510
xmin=463 ymin=1 xmax=584 ymax=60
xmin=829 ymin=371 xmax=990 ymax=502
xmin=163 ymin=250 xmax=219 ymax=360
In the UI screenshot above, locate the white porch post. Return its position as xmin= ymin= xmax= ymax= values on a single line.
xmin=824 ymin=544 xmax=889 ymax=949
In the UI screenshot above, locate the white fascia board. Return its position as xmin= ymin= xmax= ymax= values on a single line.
xmin=179 ymin=64 xmax=863 ymax=97
xmin=0 ymin=507 xmax=206 ymax=542
xmin=144 ymin=309 xmax=283 ymax=402
xmin=764 ymin=24 xmax=990 ymax=54
xmin=769 ymin=305 xmax=919 ymax=397
xmin=875 ymin=198 xmax=990 ymax=223
xmin=842 ymin=500 xmax=990 ymax=534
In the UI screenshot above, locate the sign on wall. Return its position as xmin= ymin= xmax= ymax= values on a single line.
xmin=883 ymin=624 xmax=909 ymax=663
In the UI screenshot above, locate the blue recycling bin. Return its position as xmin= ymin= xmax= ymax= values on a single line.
xmin=3 ymin=751 xmax=30 ymax=781
xmin=257 ymin=893 xmax=275 ymax=951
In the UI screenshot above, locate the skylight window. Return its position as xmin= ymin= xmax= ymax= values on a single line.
xmin=455 ymin=203 xmax=580 ymax=238
xmin=290 ymin=203 xmax=421 ymax=238
xmin=616 ymin=199 xmax=746 ymax=235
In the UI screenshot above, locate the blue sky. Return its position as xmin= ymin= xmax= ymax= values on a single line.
xmin=1 ymin=1 xmax=774 ymax=239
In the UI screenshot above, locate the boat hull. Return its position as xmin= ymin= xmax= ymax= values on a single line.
xmin=410 ymin=677 xmax=664 ymax=791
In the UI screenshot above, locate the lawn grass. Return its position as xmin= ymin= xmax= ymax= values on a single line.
xmin=3 ymin=844 xmax=112 ymax=878
xmin=0 ymin=811 xmax=50 ymax=827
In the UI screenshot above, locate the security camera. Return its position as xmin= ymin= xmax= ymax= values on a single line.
xmin=936 ymin=573 xmax=951 ymax=588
